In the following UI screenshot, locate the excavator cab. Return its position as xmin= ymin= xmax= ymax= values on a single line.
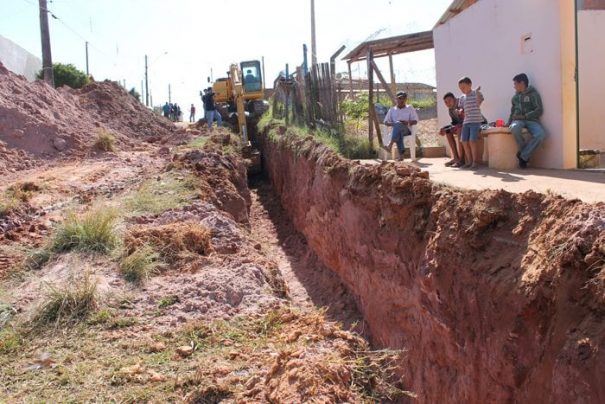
xmin=240 ymin=60 xmax=263 ymax=99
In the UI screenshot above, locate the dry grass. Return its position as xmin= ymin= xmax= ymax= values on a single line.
xmin=118 ymin=244 xmax=160 ymax=285
xmin=31 ymin=275 xmax=98 ymax=328
xmin=124 ymin=222 xmax=212 ymax=263
xmin=1 ymin=306 xmax=410 ymax=402
xmin=94 ymin=131 xmax=116 ymax=152
xmin=0 ymin=182 xmax=39 ymax=217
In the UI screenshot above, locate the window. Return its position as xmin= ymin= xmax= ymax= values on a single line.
xmin=241 ymin=62 xmax=262 ymax=92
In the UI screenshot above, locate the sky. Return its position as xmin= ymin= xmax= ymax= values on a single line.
xmin=1 ymin=0 xmax=452 ymax=110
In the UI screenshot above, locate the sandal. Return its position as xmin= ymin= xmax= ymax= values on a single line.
xmin=444 ymin=159 xmax=457 ymax=167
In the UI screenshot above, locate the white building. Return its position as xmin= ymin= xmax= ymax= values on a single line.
xmin=433 ymin=0 xmax=604 ymax=169
xmin=0 ymin=34 xmax=41 ymax=81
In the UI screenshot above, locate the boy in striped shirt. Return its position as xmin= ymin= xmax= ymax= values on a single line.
xmin=458 ymin=77 xmax=484 ymax=169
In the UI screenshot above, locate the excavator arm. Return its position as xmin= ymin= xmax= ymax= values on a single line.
xmin=229 ymin=64 xmax=249 ymax=144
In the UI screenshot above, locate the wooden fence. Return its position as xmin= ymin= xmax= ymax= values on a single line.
xmin=272 ymin=62 xmax=342 ymax=130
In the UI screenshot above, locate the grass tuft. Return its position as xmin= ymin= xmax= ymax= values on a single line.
xmin=51 ymin=206 xmax=119 ymax=254
xmin=0 ymin=327 xmax=22 ymax=354
xmin=24 ymin=248 xmax=53 ymax=271
xmin=119 ymin=245 xmax=160 ymax=284
xmin=123 ymin=174 xmax=197 ymax=216
xmin=0 ymin=182 xmax=38 ymax=217
xmin=157 ymin=295 xmax=179 ymax=309
xmin=94 ymin=131 xmax=116 ymax=152
xmin=32 ymin=275 xmax=98 ymax=327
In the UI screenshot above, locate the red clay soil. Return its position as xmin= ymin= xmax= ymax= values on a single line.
xmin=0 ymin=62 xmax=175 ymax=175
xmin=259 ymin=125 xmax=605 ymax=403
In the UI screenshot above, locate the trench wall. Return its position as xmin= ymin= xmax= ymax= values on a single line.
xmin=259 ymin=125 xmax=605 ymax=403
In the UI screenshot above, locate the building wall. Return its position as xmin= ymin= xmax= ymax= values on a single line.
xmin=579 ymin=10 xmax=605 ymax=151
xmin=433 ymin=0 xmax=577 ymax=168
xmin=0 ymin=35 xmax=41 ymax=81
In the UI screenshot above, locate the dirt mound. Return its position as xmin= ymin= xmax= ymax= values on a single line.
xmin=74 ymin=80 xmax=175 ymax=141
xmin=260 ymin=122 xmax=605 ymax=403
xmin=0 ymin=62 xmax=175 ymax=175
xmin=173 ymin=132 xmax=251 ymax=224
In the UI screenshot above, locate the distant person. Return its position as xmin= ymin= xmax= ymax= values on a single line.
xmin=175 ymin=103 xmax=181 ymax=122
xmin=383 ymin=91 xmax=418 ymax=161
xmin=162 ymin=102 xmax=170 ymax=119
xmin=202 ymin=88 xmax=222 ymax=129
xmin=507 ymin=73 xmax=545 ymax=169
xmin=169 ymin=103 xmax=175 ymax=121
xmin=189 ymin=104 xmax=196 ymax=122
xmin=200 ymin=89 xmax=208 ymax=115
xmin=439 ymin=92 xmax=465 ymax=167
xmin=457 ymin=77 xmax=484 ymax=169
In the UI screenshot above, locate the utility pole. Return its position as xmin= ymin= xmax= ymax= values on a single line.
xmin=261 ymin=56 xmax=266 ymax=90
xmin=144 ymin=55 xmax=149 ymax=107
xmin=39 ymin=0 xmax=54 ymax=86
xmin=85 ymin=41 xmax=89 ymax=76
xmin=140 ymin=80 xmax=144 ymax=104
xmin=310 ymin=0 xmax=317 ymax=66
xmin=168 ymin=84 xmax=171 ymax=103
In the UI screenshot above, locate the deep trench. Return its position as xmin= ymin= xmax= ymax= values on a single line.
xmin=247 ymin=176 xmax=365 ymax=333
xmin=247 ymin=125 xmax=605 ymax=404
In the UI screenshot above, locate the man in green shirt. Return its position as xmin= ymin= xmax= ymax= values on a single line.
xmin=508 ymin=73 xmax=546 ymax=169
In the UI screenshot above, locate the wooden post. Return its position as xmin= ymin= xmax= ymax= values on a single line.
xmin=370 ymin=60 xmax=396 ymax=104
xmin=367 ymin=50 xmax=374 ymax=147
xmin=389 ymin=54 xmax=396 ymax=95
xmin=347 ymin=62 xmax=353 ymax=98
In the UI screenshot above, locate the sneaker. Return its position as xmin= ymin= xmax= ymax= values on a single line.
xmin=516 ymin=152 xmax=528 ymax=169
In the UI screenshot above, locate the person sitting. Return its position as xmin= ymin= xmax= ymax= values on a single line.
xmin=439 ymin=92 xmax=465 ymax=167
xmin=508 ymin=73 xmax=545 ymax=169
xmin=383 ymin=91 xmax=419 ymax=161
xmin=244 ymin=69 xmax=260 ymax=91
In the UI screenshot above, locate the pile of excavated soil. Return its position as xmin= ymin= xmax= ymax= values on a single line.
xmin=0 ymin=62 xmax=175 ymax=175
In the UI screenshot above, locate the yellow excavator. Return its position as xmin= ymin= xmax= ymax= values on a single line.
xmin=210 ymin=60 xmax=267 ymax=143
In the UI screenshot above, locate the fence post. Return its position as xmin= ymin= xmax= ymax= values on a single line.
xmin=367 ymin=50 xmax=374 ymax=148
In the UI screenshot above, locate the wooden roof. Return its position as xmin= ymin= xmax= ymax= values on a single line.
xmin=435 ymin=0 xmax=478 ymax=27
xmin=341 ymin=31 xmax=434 ymax=63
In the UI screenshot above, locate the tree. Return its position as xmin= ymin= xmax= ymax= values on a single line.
xmin=128 ymin=88 xmax=141 ymax=102
xmin=37 ymin=63 xmax=89 ymax=89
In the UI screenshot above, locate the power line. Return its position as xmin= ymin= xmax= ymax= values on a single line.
xmin=21 ymin=0 xmax=140 ymax=79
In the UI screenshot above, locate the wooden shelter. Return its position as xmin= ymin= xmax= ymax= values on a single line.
xmin=342 ymin=30 xmax=434 ymax=148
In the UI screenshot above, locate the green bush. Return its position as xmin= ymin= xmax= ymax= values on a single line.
xmin=341 ymin=93 xmax=436 ymax=121
xmin=37 ymin=63 xmax=89 ymax=89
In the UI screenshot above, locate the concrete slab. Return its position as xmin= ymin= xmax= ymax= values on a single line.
xmin=362 ymin=157 xmax=605 ymax=204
